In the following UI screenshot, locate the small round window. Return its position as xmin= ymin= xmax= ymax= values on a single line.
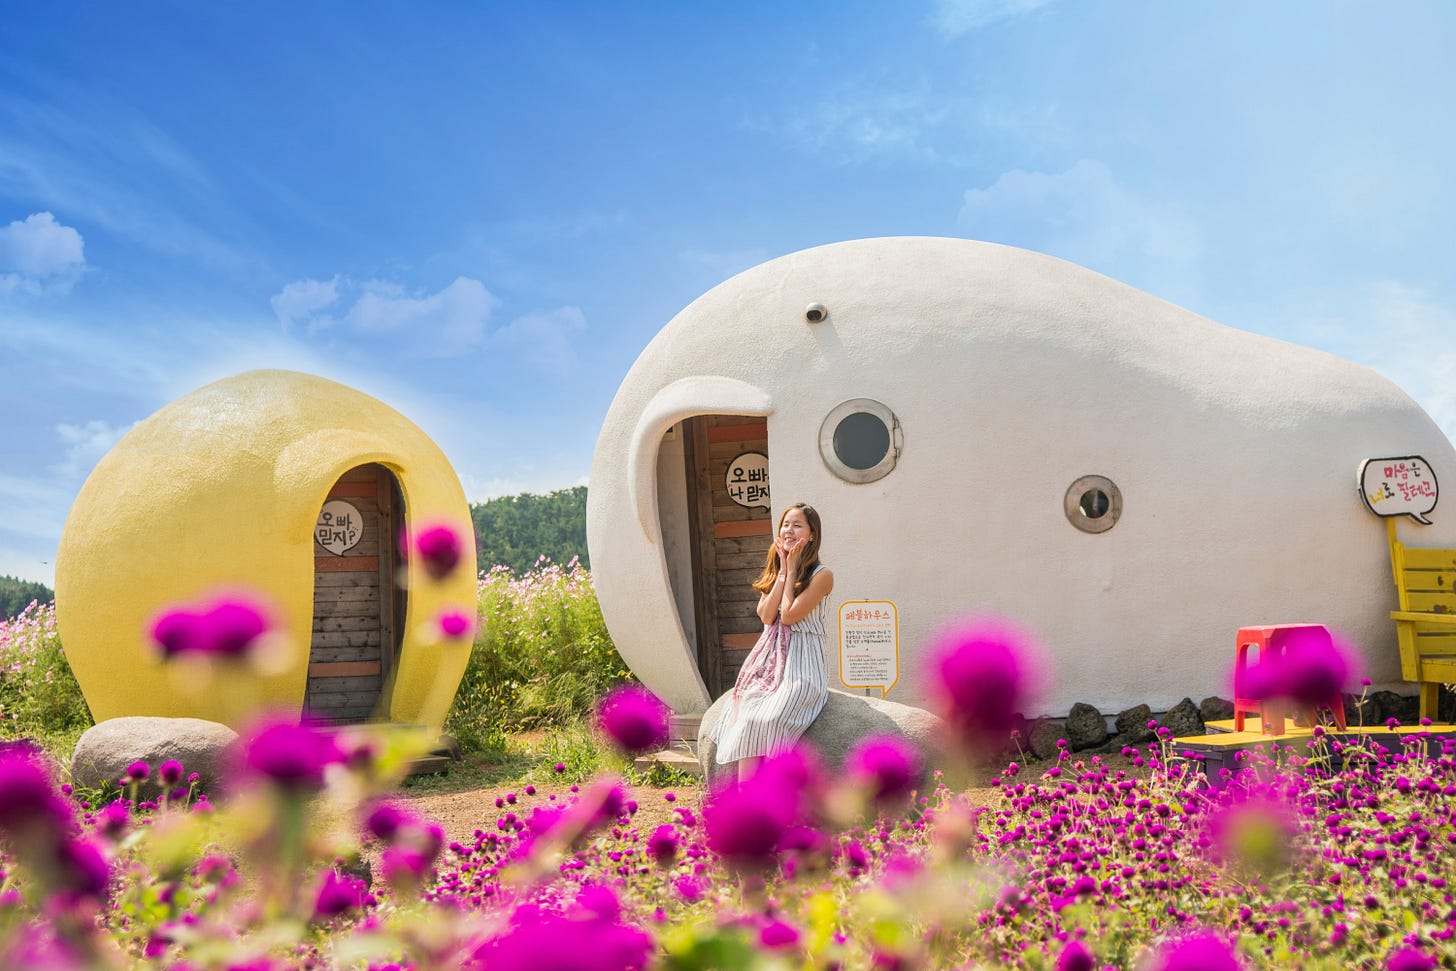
xmin=819 ymin=398 xmax=899 ymax=483
xmin=1065 ymin=475 xmax=1122 ymax=533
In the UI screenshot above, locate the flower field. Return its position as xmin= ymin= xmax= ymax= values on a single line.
xmin=1 ymin=533 xmax=1454 ymax=968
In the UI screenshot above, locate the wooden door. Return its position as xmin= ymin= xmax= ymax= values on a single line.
xmin=683 ymin=416 xmax=772 ymax=698
xmin=307 ymin=464 xmax=405 ymax=724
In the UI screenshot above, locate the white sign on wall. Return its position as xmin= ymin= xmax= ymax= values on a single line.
xmin=316 ymin=500 xmax=365 ymax=554
xmin=1358 ymin=456 xmax=1438 ymax=524
xmin=725 ymin=451 xmax=770 ymax=509
xmin=839 ymin=600 xmax=899 ymax=698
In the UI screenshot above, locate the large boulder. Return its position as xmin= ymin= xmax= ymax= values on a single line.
xmin=71 ymin=716 xmax=237 ymax=796
xmin=698 ymin=689 xmax=954 ymax=789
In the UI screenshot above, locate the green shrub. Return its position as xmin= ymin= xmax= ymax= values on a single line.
xmin=446 ymin=560 xmax=631 ymax=753
xmin=0 ymin=600 xmax=93 ymax=741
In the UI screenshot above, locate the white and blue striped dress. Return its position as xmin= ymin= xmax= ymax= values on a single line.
xmin=710 ymin=565 xmax=830 ymax=764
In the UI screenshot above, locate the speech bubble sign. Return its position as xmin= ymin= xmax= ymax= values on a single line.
xmin=1358 ymin=456 xmax=1438 ymax=524
xmin=838 ymin=600 xmax=899 ymax=698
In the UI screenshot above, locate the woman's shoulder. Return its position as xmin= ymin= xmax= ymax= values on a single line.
xmin=810 ymin=564 xmax=833 ymax=580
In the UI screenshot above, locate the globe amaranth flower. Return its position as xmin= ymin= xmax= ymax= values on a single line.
xmin=595 ymin=684 xmax=671 ymax=755
xmin=924 ymin=616 xmax=1041 ymax=750
xmin=436 ymin=607 xmax=476 ymax=640
xmin=124 ymin=761 xmax=150 ymax=783
xmin=467 ymin=887 xmax=653 ymax=971
xmin=0 ymin=747 xmax=75 ymax=841
xmin=1145 ymin=929 xmax=1245 ymax=971
xmin=149 ymin=593 xmax=273 ymax=659
xmin=364 ymin=802 xmax=418 ymax=843
xmin=1387 ymin=948 xmax=1438 ymax=971
xmin=312 ymin=869 xmax=371 ymax=920
xmin=1056 ymin=940 xmax=1096 ymax=971
xmin=158 ymin=760 xmax=185 ymax=788
xmin=647 ymin=824 xmax=679 ymax=867
xmin=703 ymin=750 xmax=821 ymax=872
xmin=409 ymin=523 xmax=466 ymax=581
xmin=49 ymin=836 xmax=112 ymax=904
xmin=232 ymin=718 xmax=344 ymax=793
xmin=759 ymin=919 xmax=801 ymax=950
xmin=845 ymin=735 xmax=922 ymax=805
xmin=1237 ymin=626 xmax=1354 ymax=706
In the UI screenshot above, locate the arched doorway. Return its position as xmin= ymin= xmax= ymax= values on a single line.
xmin=307 ymin=463 xmax=406 ymax=724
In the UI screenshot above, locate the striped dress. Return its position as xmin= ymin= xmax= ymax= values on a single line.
xmin=709 ymin=564 xmax=830 ymax=764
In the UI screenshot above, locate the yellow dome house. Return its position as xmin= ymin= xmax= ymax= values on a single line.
xmin=56 ymin=370 xmax=477 ymax=732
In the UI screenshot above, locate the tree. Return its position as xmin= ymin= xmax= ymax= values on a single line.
xmin=470 ymin=486 xmax=589 ymax=575
xmin=0 ymin=575 xmax=54 ymax=619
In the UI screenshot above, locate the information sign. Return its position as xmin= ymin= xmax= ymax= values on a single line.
xmin=838 ymin=600 xmax=899 ymax=698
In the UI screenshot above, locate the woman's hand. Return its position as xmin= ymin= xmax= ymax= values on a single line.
xmin=781 ymin=536 xmax=803 ymax=573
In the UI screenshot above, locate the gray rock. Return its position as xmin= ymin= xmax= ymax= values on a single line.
xmin=1158 ymin=698 xmax=1204 ymax=740
xmin=697 ymin=689 xmax=952 ymax=790
xmin=1114 ymin=704 xmax=1155 ymax=743
xmin=1100 ymin=731 xmax=1146 ymax=756
xmin=71 ymin=717 xmax=237 ymax=796
xmin=1027 ymin=720 xmax=1065 ymax=760
xmin=1199 ymin=697 xmax=1234 ymax=724
xmin=1065 ymin=703 xmax=1108 ymax=751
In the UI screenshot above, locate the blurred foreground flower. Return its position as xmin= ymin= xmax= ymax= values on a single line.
xmin=409 ymin=522 xmax=465 ymax=580
xmin=704 ymin=748 xmax=822 ymax=872
xmin=1144 ymin=929 xmax=1245 ymax=971
xmin=232 ymin=717 xmax=344 ymax=793
xmin=925 ymin=616 xmax=1042 ymax=751
xmin=149 ymin=592 xmax=274 ymax=659
xmin=595 ymin=684 xmax=671 ymax=755
xmin=844 ymin=735 xmax=922 ymax=807
xmin=1236 ymin=626 xmax=1355 ymax=708
xmin=436 ymin=607 xmax=477 ymax=640
xmin=467 ymin=885 xmax=653 ymax=971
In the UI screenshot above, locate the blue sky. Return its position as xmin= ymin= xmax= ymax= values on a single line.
xmin=3 ymin=1 xmax=1454 ymax=586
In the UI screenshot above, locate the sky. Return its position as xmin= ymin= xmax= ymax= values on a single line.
xmin=2 ymin=1 xmax=1455 ymax=587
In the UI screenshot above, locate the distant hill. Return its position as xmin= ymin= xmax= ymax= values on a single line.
xmin=1 ymin=575 xmax=54 ymax=619
xmin=471 ymin=486 xmax=588 ymax=575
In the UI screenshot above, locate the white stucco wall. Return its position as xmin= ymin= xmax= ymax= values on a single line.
xmin=587 ymin=237 xmax=1456 ymax=717
xmin=655 ymin=423 xmax=697 ymax=655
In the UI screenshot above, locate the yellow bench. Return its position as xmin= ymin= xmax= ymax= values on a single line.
xmin=1386 ymin=520 xmax=1456 ymax=722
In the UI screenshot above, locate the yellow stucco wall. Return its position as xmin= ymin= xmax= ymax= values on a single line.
xmin=55 ymin=370 xmax=477 ymax=733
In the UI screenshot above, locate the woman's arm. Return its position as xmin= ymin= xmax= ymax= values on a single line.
xmin=756 ymin=571 xmax=789 ymax=624
xmin=778 ymin=567 xmax=833 ymax=627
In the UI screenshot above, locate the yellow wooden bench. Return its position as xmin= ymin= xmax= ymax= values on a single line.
xmin=1386 ymin=519 xmax=1456 ymax=721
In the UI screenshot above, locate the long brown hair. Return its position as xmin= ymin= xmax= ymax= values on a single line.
xmin=752 ymin=503 xmax=822 ymax=595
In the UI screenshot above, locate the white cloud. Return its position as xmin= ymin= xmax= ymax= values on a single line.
xmin=0 ymin=212 xmax=86 ymax=296
xmin=51 ymin=419 xmax=138 ymax=477
xmin=269 ymin=275 xmax=502 ymax=351
xmin=270 ymin=276 xmax=340 ymax=331
xmin=489 ymin=306 xmax=587 ymax=373
xmin=959 ymin=159 xmax=1203 ymax=304
xmin=779 ymin=84 xmax=957 ymax=163
xmin=930 ymin=0 xmax=1056 ymax=36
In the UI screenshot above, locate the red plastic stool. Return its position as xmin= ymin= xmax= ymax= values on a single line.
xmin=1232 ymin=624 xmax=1347 ymax=735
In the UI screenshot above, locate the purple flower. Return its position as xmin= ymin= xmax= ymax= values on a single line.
xmin=364 ymin=802 xmax=416 ymax=843
xmin=1237 ymin=627 xmax=1353 ymax=706
xmin=125 ymin=760 xmax=150 ymax=783
xmin=845 ymin=735 xmax=922 ymax=805
xmin=409 ymin=523 xmax=465 ymax=581
xmin=0 ymin=747 xmax=74 ymax=839
xmin=759 ymin=919 xmax=801 ymax=950
xmin=436 ymin=607 xmax=476 ymax=640
xmin=1387 ymin=948 xmax=1438 ymax=971
xmin=924 ymin=617 xmax=1040 ymax=749
xmin=595 ymin=685 xmax=671 ymax=755
xmin=467 ymin=888 xmax=653 ymax=971
xmin=148 ymin=593 xmax=273 ymax=659
xmin=233 ymin=718 xmax=343 ymax=793
xmin=51 ymin=836 xmax=111 ymax=903
xmin=158 ymin=760 xmax=185 ymax=787
xmin=380 ymin=846 xmax=433 ymax=891
xmin=1056 ymin=940 xmax=1095 ymax=971
xmin=312 ymin=870 xmax=369 ymax=919
xmin=703 ymin=753 xmax=821 ymax=872
xmin=96 ymin=800 xmax=131 ymax=841
xmin=1146 ymin=930 xmax=1245 ymax=971
xmin=647 ymin=824 xmax=679 ymax=867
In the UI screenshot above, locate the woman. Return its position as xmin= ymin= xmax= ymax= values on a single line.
xmin=705 ymin=502 xmax=834 ymax=781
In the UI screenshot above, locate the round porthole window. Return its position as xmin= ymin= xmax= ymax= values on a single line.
xmin=1064 ymin=475 xmax=1122 ymax=533
xmin=819 ymin=398 xmax=900 ymax=483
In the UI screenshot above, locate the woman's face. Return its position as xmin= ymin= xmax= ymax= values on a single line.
xmin=780 ymin=507 xmax=813 ymax=547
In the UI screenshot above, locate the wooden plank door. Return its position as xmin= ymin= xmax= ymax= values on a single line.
xmin=307 ymin=464 xmax=404 ymax=724
xmin=683 ymin=416 xmax=772 ymax=698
